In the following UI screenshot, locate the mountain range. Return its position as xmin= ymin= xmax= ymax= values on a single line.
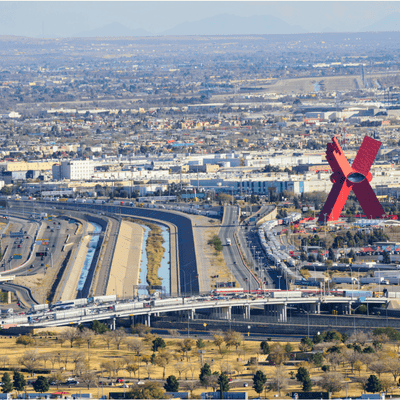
xmin=63 ymin=12 xmax=400 ymax=38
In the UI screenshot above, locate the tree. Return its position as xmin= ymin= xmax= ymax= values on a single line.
xmin=2 ymin=373 xmax=13 ymax=393
xmin=218 ymin=372 xmax=230 ymax=398
xmin=354 ymin=360 xmax=364 ymax=376
xmin=154 ymin=352 xmax=172 ymax=379
xmin=200 ymin=363 xmax=212 ymax=386
xmin=311 ymin=352 xmax=324 ymax=368
xmin=126 ymin=364 xmax=139 ymax=379
xmin=61 ymin=327 xmax=79 ymax=348
xmin=260 ymin=341 xmax=270 ymax=354
xmin=300 ymin=336 xmax=314 ymax=351
xmin=303 ymin=377 xmax=313 ymax=391
xmin=296 ymin=367 xmax=310 ymax=383
xmin=129 ymin=381 xmax=165 ymax=399
xmin=164 ymin=375 xmax=179 ymax=392
xmin=92 ymin=320 xmax=109 ymax=334
xmin=152 ymin=337 xmax=166 ymax=352
xmin=213 ymin=334 xmax=224 ymax=351
xmin=253 ymin=370 xmax=267 ymax=395
xmin=79 ymin=371 xmax=98 ymax=390
xmin=19 ymin=350 xmax=39 ymax=376
xmin=318 ymin=372 xmax=343 ymax=394
xmin=79 ymin=328 xmax=95 ymax=350
xmin=13 ymin=371 xmax=26 ymax=393
xmin=268 ymin=366 xmax=287 ymax=397
xmin=16 ymin=335 xmax=34 ymax=348
xmin=33 ymin=376 xmax=49 ymax=393
xmin=366 ymin=375 xmax=383 ymax=393
xmin=131 ymin=323 xmax=151 ymax=337
xmin=111 ymin=327 xmax=127 ymax=350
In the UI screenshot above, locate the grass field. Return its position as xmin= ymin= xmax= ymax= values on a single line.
xmin=1 ymin=327 xmax=400 ymax=399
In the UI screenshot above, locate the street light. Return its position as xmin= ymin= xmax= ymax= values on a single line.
xmin=277 ymin=275 xmax=282 ymax=290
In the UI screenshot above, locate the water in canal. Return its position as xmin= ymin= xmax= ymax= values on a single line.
xmin=76 ymin=222 xmax=102 ymax=291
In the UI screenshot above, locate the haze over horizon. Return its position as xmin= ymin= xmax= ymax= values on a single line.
xmin=1 ymin=1 xmax=400 ymax=38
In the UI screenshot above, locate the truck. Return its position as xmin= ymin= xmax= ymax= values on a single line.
xmin=113 ymin=302 xmax=144 ymax=312
xmin=226 ymin=238 xmax=231 ymax=246
xmin=88 ymin=295 xmax=117 ymax=304
xmin=40 ymin=212 xmax=48 ymax=218
xmin=332 ymin=277 xmax=359 ymax=284
xmin=30 ymin=303 xmax=49 ymax=313
xmin=150 ymin=298 xmax=184 ymax=307
xmin=271 ymin=291 xmax=302 ymax=299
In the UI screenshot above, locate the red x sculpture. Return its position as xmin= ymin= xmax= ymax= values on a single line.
xmin=318 ymin=136 xmax=384 ymax=224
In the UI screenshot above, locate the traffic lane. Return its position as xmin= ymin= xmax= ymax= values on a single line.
xmin=220 ymin=206 xmax=259 ymax=290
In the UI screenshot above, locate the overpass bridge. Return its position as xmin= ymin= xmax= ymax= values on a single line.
xmin=1 ymin=293 xmax=388 ymax=330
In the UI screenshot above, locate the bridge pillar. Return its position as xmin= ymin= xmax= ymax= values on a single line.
xmin=277 ymin=304 xmax=287 ymax=322
xmin=146 ymin=313 xmax=151 ymax=327
xmin=112 ymin=317 xmax=116 ymax=331
xmin=244 ymin=304 xmax=251 ymax=319
xmin=309 ymin=304 xmax=318 ymax=314
xmin=191 ymin=309 xmax=195 ymax=320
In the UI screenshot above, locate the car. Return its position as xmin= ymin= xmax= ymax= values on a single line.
xmin=66 ymin=380 xmax=79 ymax=385
xmin=243 ymin=383 xmax=248 ymax=387
xmin=116 ymin=379 xmax=124 ymax=383
xmin=52 ymin=244 xmax=55 ymax=247
xmin=41 ymin=263 xmax=44 ymax=266
xmin=228 ymin=378 xmax=232 ymax=382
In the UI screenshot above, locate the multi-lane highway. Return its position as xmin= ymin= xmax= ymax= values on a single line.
xmin=219 ymin=205 xmax=259 ymax=290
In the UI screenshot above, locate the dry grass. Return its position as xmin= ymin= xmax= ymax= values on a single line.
xmin=125 ymin=218 xmax=165 ymax=289
xmin=2 ymin=333 xmax=400 ymax=399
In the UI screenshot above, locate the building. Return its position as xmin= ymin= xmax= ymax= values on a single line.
xmin=52 ymin=160 xmax=95 ymax=181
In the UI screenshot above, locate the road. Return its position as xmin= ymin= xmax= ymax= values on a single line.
xmin=219 ymin=205 xmax=259 ymax=290
xmin=237 ymin=205 xmax=276 ymax=288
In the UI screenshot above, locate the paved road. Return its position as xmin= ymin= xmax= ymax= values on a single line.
xmin=237 ymin=205 xmax=276 ymax=288
xmin=0 ymin=282 xmax=38 ymax=308
xmin=219 ymin=205 xmax=259 ymax=290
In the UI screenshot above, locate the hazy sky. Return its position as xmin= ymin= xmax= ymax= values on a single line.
xmin=0 ymin=1 xmax=399 ymax=37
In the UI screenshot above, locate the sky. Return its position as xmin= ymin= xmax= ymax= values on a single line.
xmin=0 ymin=1 xmax=399 ymax=37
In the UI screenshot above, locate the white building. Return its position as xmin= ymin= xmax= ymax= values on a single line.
xmin=52 ymin=160 xmax=95 ymax=181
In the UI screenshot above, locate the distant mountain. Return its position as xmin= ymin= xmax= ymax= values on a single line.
xmin=160 ymin=13 xmax=307 ymax=36
xmin=363 ymin=12 xmax=400 ymax=32
xmin=74 ymin=22 xmax=152 ymax=38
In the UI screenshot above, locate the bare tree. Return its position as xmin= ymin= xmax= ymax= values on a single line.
xmin=112 ymin=328 xmax=127 ymax=350
xmin=102 ymin=331 xmax=114 ymax=350
xmin=181 ymin=380 xmax=200 ymax=397
xmin=60 ymin=327 xmax=79 ymax=348
xmin=80 ymin=371 xmax=99 ymax=389
xmin=49 ymin=371 xmax=65 ymax=390
xmin=205 ymin=374 xmax=219 ymax=392
xmin=19 ymin=350 xmax=39 ymax=376
xmin=0 ymin=356 xmax=9 ymax=369
xmin=268 ymin=365 xmax=287 ymax=397
xmin=154 ymin=352 xmax=172 ymax=379
xmin=174 ymin=362 xmax=187 ymax=380
xmin=318 ymin=372 xmax=344 ymax=394
xmin=369 ymin=360 xmax=388 ymax=378
xmin=349 ymin=331 xmax=369 ymax=347
xmin=386 ymin=358 xmax=400 ymax=381
xmin=79 ymin=328 xmax=96 ymax=350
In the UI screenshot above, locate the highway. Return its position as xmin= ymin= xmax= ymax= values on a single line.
xmin=219 ymin=205 xmax=259 ymax=290
xmin=237 ymin=205 xmax=276 ymax=288
xmin=0 ymin=291 xmax=388 ymax=328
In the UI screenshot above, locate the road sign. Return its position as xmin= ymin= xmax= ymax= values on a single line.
xmin=12 ymin=254 xmax=22 ymax=259
xmin=250 ymin=217 xmax=256 ymax=221
xmin=10 ymin=232 xmax=23 ymax=238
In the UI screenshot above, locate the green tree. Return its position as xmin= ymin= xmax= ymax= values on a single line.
xmin=303 ymin=377 xmax=313 ymax=391
xmin=300 ymin=336 xmax=314 ymax=351
xmin=129 ymin=381 xmax=165 ymax=399
xmin=92 ymin=320 xmax=109 ymax=334
xmin=1 ymin=372 xmax=13 ymax=393
xmin=296 ymin=367 xmax=310 ymax=383
xmin=164 ymin=375 xmax=179 ymax=392
xmin=152 ymin=337 xmax=166 ymax=352
xmin=32 ymin=376 xmax=49 ymax=393
xmin=260 ymin=341 xmax=270 ymax=355
xmin=200 ymin=363 xmax=212 ymax=386
xmin=253 ymin=370 xmax=267 ymax=395
xmin=284 ymin=342 xmax=293 ymax=354
xmin=218 ymin=373 xmax=230 ymax=399
xmin=13 ymin=371 xmax=26 ymax=393
xmin=366 ymin=375 xmax=383 ymax=393
xmin=311 ymin=353 xmax=324 ymax=368
xmin=196 ymin=339 xmax=206 ymax=349
xmin=373 ymin=327 xmax=400 ymax=341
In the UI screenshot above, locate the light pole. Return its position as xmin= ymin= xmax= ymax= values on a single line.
xmin=277 ymin=275 xmax=282 ymax=290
